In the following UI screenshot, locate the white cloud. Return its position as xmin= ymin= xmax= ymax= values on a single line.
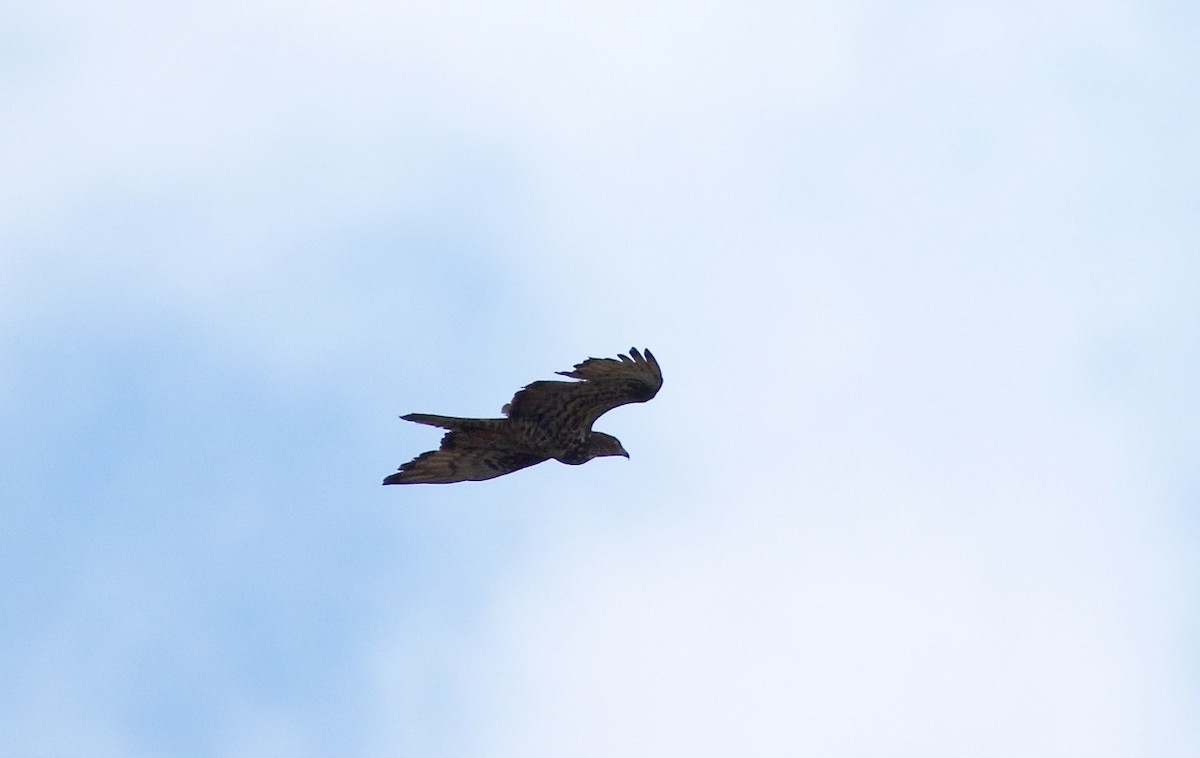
xmin=450 ymin=428 xmax=1193 ymax=756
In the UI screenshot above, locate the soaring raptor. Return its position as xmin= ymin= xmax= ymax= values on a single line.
xmin=383 ymin=348 xmax=662 ymax=485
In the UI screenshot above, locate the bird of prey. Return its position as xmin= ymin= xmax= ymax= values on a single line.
xmin=383 ymin=347 xmax=662 ymax=485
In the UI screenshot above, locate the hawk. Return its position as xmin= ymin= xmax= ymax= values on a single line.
xmin=383 ymin=347 xmax=662 ymax=485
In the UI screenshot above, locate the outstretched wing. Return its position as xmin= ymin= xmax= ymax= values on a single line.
xmin=503 ymin=347 xmax=662 ymax=431
xmin=383 ymin=424 xmax=546 ymax=485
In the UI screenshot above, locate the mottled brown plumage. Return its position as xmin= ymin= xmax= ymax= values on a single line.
xmin=383 ymin=348 xmax=662 ymax=485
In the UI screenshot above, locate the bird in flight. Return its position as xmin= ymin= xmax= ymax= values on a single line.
xmin=383 ymin=347 xmax=662 ymax=485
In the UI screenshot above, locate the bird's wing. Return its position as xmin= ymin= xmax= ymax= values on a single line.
xmin=503 ymin=347 xmax=662 ymax=430
xmin=383 ymin=425 xmax=546 ymax=485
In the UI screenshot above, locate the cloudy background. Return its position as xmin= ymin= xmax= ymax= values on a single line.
xmin=3 ymin=0 xmax=1198 ymax=755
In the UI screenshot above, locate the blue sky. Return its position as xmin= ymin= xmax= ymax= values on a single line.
xmin=2 ymin=0 xmax=1198 ymax=755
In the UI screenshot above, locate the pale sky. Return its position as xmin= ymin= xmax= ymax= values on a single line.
xmin=2 ymin=1 xmax=1198 ymax=756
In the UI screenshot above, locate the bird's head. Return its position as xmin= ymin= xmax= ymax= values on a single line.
xmin=585 ymin=432 xmax=629 ymax=460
